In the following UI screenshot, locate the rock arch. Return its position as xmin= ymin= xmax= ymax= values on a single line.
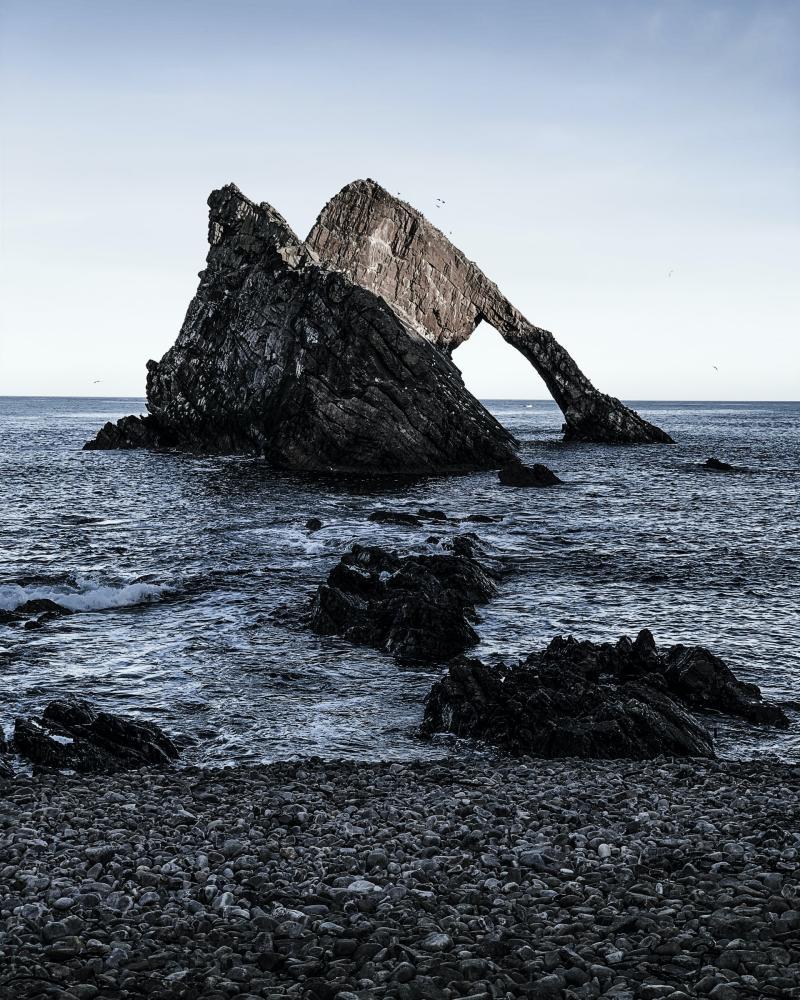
xmin=307 ymin=179 xmax=671 ymax=444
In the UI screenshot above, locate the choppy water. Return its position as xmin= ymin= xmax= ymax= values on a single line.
xmin=1 ymin=396 xmax=798 ymax=765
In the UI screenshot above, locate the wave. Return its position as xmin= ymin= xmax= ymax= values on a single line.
xmin=0 ymin=577 xmax=170 ymax=613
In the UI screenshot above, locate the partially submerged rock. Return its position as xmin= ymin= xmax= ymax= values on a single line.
xmin=422 ymin=629 xmax=788 ymax=758
xmin=85 ymin=178 xmax=672 ymax=470
xmin=12 ymin=698 xmax=179 ymax=773
xmin=498 ymin=460 xmax=562 ymax=487
xmin=310 ymin=534 xmax=499 ymax=663
xmin=704 ymin=457 xmax=735 ymax=471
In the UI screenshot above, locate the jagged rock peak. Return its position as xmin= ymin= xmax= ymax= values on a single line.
xmin=85 ymin=182 xmax=516 ymax=473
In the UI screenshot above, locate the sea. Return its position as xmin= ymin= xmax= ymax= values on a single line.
xmin=1 ymin=396 xmax=798 ymax=766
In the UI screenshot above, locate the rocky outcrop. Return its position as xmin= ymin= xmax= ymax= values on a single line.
xmin=11 ymin=698 xmax=180 ymax=772
xmin=310 ymin=534 xmax=500 ymax=663
xmin=85 ymin=178 xmax=671 ymax=468
xmin=84 ymin=185 xmax=515 ymax=474
xmin=308 ymin=180 xmax=673 ymax=444
xmin=422 ymin=629 xmax=788 ymax=758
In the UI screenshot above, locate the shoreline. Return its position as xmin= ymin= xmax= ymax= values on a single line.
xmin=2 ymin=756 xmax=798 ymax=999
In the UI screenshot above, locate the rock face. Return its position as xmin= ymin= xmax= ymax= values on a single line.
xmin=85 ymin=178 xmax=672 ymax=468
xmin=422 ymin=629 xmax=788 ymax=758
xmin=84 ymin=185 xmax=515 ymax=474
xmin=11 ymin=698 xmax=179 ymax=773
xmin=308 ymin=179 xmax=673 ymax=445
xmin=310 ymin=534 xmax=499 ymax=663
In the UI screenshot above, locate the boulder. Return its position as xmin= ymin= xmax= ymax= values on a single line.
xmin=305 ymin=517 xmax=323 ymax=532
xmin=422 ymin=630 xmax=788 ymax=758
xmin=84 ymin=185 xmax=516 ymax=475
xmin=704 ymin=457 xmax=735 ymax=471
xmin=368 ymin=510 xmax=422 ymax=526
xmin=498 ymin=461 xmax=562 ymax=487
xmin=310 ymin=535 xmax=499 ymax=663
xmin=13 ymin=698 xmax=180 ymax=772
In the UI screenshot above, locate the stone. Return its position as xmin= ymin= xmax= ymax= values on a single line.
xmin=306 ymin=517 xmax=323 ymax=532
xmin=421 ymin=629 xmax=787 ymax=757
xmin=13 ymin=697 xmax=180 ymax=772
xmin=704 ymin=457 xmax=734 ymax=471
xmin=309 ymin=535 xmax=499 ymax=663
xmin=498 ymin=460 xmax=562 ymax=487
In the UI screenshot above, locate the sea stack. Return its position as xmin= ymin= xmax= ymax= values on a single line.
xmin=84 ymin=179 xmax=673 ymax=467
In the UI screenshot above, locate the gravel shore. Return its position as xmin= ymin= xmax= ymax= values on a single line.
xmin=1 ymin=757 xmax=798 ymax=1000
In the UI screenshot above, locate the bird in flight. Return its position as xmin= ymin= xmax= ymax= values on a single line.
xmin=713 ymin=366 xmax=718 ymax=371
xmin=667 ymin=269 xmax=674 ymax=278
xmin=92 ymin=379 xmax=102 ymax=384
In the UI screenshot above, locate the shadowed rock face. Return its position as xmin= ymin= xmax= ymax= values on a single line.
xmin=85 ymin=184 xmax=516 ymax=473
xmin=308 ymin=179 xmax=672 ymax=444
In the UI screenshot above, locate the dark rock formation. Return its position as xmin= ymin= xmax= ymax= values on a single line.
xmin=12 ymin=698 xmax=179 ymax=772
xmin=0 ymin=599 xmax=73 ymax=630
xmin=84 ymin=185 xmax=515 ymax=474
xmin=704 ymin=457 xmax=735 ymax=471
xmin=310 ymin=535 xmax=499 ymax=663
xmin=368 ymin=510 xmax=422 ymax=527
xmin=422 ymin=629 xmax=788 ymax=758
xmin=83 ymin=414 xmax=168 ymax=451
xmin=305 ymin=517 xmax=323 ymax=532
xmin=308 ymin=179 xmax=673 ymax=445
xmin=85 ymin=177 xmax=672 ymax=469
xmin=498 ymin=460 xmax=562 ymax=487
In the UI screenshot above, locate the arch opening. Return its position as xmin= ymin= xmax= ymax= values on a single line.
xmin=451 ymin=321 xmax=549 ymax=402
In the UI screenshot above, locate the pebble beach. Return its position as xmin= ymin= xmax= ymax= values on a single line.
xmin=2 ymin=756 xmax=798 ymax=1000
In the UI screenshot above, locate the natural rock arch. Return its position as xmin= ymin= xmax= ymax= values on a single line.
xmin=307 ymin=179 xmax=671 ymax=444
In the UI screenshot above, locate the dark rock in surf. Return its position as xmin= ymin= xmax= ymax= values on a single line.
xmin=422 ymin=629 xmax=788 ymax=757
xmin=85 ymin=178 xmax=672 ymax=468
xmin=84 ymin=413 xmax=168 ymax=451
xmin=13 ymin=698 xmax=180 ymax=772
xmin=662 ymin=643 xmax=788 ymax=727
xmin=305 ymin=517 xmax=323 ymax=532
xmin=83 ymin=184 xmax=516 ymax=474
xmin=462 ymin=513 xmax=500 ymax=523
xmin=704 ymin=457 xmax=735 ymax=471
xmin=498 ymin=461 xmax=562 ymax=487
xmin=310 ymin=535 xmax=499 ymax=663
xmin=368 ymin=510 xmax=422 ymax=527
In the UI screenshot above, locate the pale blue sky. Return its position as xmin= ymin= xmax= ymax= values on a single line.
xmin=1 ymin=0 xmax=797 ymax=398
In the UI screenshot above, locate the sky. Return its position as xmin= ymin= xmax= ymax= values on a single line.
xmin=0 ymin=0 xmax=798 ymax=400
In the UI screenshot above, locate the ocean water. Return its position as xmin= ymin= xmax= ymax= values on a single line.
xmin=1 ymin=396 xmax=798 ymax=765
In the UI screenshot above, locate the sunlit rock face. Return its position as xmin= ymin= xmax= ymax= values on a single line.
xmin=308 ymin=179 xmax=672 ymax=444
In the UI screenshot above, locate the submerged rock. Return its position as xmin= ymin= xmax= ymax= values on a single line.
xmin=305 ymin=517 xmax=323 ymax=532
xmin=13 ymin=698 xmax=179 ymax=772
xmin=704 ymin=457 xmax=735 ymax=471
xmin=368 ymin=509 xmax=422 ymax=526
xmin=498 ymin=460 xmax=563 ymax=487
xmin=84 ymin=184 xmax=515 ymax=474
xmin=422 ymin=630 xmax=788 ymax=758
xmin=310 ymin=534 xmax=499 ymax=663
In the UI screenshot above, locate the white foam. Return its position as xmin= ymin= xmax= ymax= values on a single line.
xmin=0 ymin=579 xmax=169 ymax=613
